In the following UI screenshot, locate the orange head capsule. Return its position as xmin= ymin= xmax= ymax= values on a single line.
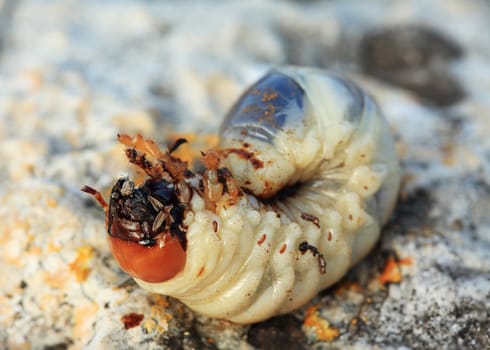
xmin=82 ymin=178 xmax=187 ymax=283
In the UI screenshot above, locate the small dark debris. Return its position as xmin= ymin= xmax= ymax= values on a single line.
xmin=247 ymin=315 xmax=307 ymax=350
xmin=149 ymin=84 xmax=173 ymax=98
xmin=456 ymin=319 xmax=490 ymax=348
xmin=434 ymin=263 xmax=488 ymax=281
xmin=300 ymin=212 xmax=320 ymax=228
xmin=157 ymin=333 xmax=184 ymax=349
xmin=43 ymin=341 xmax=73 ymax=350
xmin=347 ymin=316 xmax=373 ymax=338
xmin=168 ymin=138 xmax=188 ymax=154
xmin=156 ymin=317 xmax=217 ymax=350
xmin=298 ymin=241 xmax=326 ymax=274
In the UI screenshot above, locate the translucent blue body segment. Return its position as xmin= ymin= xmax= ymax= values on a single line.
xmin=221 ymin=72 xmax=306 ymax=143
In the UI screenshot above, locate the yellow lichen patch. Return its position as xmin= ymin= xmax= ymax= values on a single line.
xmin=1 ymin=219 xmax=30 ymax=267
xmin=72 ymin=301 xmax=99 ymax=342
xmin=378 ymin=256 xmax=413 ymax=285
xmin=151 ymin=294 xmax=169 ymax=308
xmin=69 ymin=246 xmax=94 ymax=282
xmin=142 ymin=318 xmax=159 ymax=334
xmin=43 ymin=266 xmax=71 ymax=289
xmin=47 ymin=240 xmax=63 ymax=253
xmin=45 ymin=196 xmax=58 ymax=208
xmin=150 ymin=304 xmax=172 ymax=322
xmin=304 ymin=305 xmax=340 ymax=342
xmin=142 ymin=301 xmax=172 ymax=335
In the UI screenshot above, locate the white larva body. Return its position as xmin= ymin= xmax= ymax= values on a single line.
xmin=135 ymin=67 xmax=400 ymax=323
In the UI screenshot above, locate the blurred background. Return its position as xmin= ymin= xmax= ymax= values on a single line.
xmin=0 ymin=1 xmax=489 ymax=349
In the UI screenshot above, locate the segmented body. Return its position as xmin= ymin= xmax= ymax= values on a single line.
xmin=130 ymin=67 xmax=400 ymax=323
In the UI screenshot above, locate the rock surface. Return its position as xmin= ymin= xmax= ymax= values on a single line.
xmin=0 ymin=0 xmax=489 ymax=349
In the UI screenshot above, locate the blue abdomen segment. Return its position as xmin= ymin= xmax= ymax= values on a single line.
xmin=221 ymin=71 xmax=306 ymax=143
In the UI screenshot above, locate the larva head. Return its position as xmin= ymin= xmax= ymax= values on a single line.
xmin=84 ymin=178 xmax=187 ymax=283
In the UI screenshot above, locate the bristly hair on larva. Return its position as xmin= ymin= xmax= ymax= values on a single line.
xmin=82 ymin=66 xmax=400 ymax=323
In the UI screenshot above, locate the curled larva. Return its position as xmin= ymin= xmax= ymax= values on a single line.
xmin=82 ymin=67 xmax=400 ymax=324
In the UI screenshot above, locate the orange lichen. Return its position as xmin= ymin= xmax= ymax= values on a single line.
xmin=304 ymin=305 xmax=340 ymax=342
xmin=69 ymin=245 xmax=94 ymax=282
xmin=151 ymin=295 xmax=169 ymax=308
xmin=334 ymin=281 xmax=363 ymax=296
xmin=399 ymin=257 xmax=413 ymax=265
xmin=378 ymin=256 xmax=413 ymax=285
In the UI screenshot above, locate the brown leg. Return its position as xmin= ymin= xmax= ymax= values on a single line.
xmin=81 ymin=185 xmax=108 ymax=213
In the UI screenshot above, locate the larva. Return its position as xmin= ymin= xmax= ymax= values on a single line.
xmin=83 ymin=67 xmax=400 ymax=324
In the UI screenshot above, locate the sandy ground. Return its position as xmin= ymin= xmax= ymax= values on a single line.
xmin=0 ymin=0 xmax=489 ymax=349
